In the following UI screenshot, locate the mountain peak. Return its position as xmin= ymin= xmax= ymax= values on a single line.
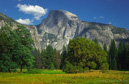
xmin=49 ymin=10 xmax=80 ymax=21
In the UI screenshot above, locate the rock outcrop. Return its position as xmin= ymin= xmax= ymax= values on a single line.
xmin=0 ymin=10 xmax=129 ymax=51
xmin=37 ymin=10 xmax=129 ymax=51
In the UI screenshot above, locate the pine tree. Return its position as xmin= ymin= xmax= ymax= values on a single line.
xmin=55 ymin=49 xmax=60 ymax=69
xmin=15 ymin=25 xmax=34 ymax=72
xmin=117 ymin=42 xmax=124 ymax=70
xmin=0 ymin=24 xmax=18 ymax=72
xmin=109 ymin=40 xmax=117 ymax=70
xmin=34 ymin=49 xmax=42 ymax=69
xmin=126 ymin=44 xmax=129 ymax=70
xmin=45 ymin=45 xmax=55 ymax=69
xmin=93 ymin=38 xmax=98 ymax=44
xmin=0 ymin=24 xmax=34 ymax=72
xmin=123 ymin=43 xmax=129 ymax=70
xmin=103 ymin=43 xmax=108 ymax=53
xmin=41 ymin=49 xmax=47 ymax=69
xmin=60 ymin=46 xmax=67 ymax=69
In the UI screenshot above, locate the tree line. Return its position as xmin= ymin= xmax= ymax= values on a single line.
xmin=60 ymin=38 xmax=129 ymax=73
xmin=0 ymin=24 xmax=129 ymax=73
xmin=108 ymin=40 xmax=129 ymax=70
xmin=33 ymin=45 xmax=60 ymax=70
xmin=34 ymin=37 xmax=109 ymax=73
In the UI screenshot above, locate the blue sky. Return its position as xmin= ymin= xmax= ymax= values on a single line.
xmin=0 ymin=0 xmax=129 ymax=29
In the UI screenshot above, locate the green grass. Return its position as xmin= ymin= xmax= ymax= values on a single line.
xmin=25 ymin=69 xmax=65 ymax=74
xmin=0 ymin=69 xmax=129 ymax=84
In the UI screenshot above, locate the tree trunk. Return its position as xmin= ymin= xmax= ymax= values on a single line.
xmin=8 ymin=68 xmax=11 ymax=72
xmin=20 ymin=65 xmax=22 ymax=72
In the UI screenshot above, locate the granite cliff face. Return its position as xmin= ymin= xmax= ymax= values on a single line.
xmin=0 ymin=10 xmax=129 ymax=51
xmin=37 ymin=10 xmax=129 ymax=51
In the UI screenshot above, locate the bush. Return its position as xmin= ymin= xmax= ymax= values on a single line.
xmin=63 ymin=61 xmax=84 ymax=73
xmin=84 ymin=67 xmax=89 ymax=71
xmin=100 ymin=63 xmax=109 ymax=70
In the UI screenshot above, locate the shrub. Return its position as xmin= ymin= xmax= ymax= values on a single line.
xmin=100 ymin=63 xmax=109 ymax=70
xmin=63 ymin=61 xmax=84 ymax=73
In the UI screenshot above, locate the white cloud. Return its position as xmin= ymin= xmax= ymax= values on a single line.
xmin=17 ymin=4 xmax=47 ymax=20
xmin=16 ymin=18 xmax=33 ymax=25
xmin=93 ymin=16 xmax=104 ymax=19
xmin=108 ymin=22 xmax=112 ymax=24
xmin=4 ymin=9 xmax=7 ymax=12
xmin=99 ymin=16 xmax=104 ymax=19
xmin=93 ymin=17 xmax=96 ymax=19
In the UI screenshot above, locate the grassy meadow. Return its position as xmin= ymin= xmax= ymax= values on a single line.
xmin=0 ymin=69 xmax=129 ymax=84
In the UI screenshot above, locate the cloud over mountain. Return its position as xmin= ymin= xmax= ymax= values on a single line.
xmin=17 ymin=4 xmax=47 ymax=20
xmin=16 ymin=18 xmax=33 ymax=25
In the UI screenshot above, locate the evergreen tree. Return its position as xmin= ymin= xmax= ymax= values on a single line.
xmin=55 ymin=49 xmax=60 ymax=69
xmin=0 ymin=24 xmax=34 ymax=72
xmin=126 ymin=44 xmax=129 ymax=70
xmin=0 ymin=24 xmax=18 ymax=72
xmin=60 ymin=46 xmax=67 ymax=69
xmin=15 ymin=25 xmax=33 ymax=50
xmin=117 ymin=42 xmax=124 ymax=70
xmin=14 ymin=44 xmax=34 ymax=72
xmin=93 ymin=38 xmax=99 ymax=44
xmin=122 ymin=43 xmax=129 ymax=70
xmin=15 ymin=25 xmax=34 ymax=72
xmin=41 ymin=49 xmax=47 ymax=69
xmin=45 ymin=45 xmax=55 ymax=69
xmin=103 ymin=43 xmax=108 ymax=53
xmin=109 ymin=40 xmax=117 ymax=70
xmin=34 ymin=48 xmax=42 ymax=69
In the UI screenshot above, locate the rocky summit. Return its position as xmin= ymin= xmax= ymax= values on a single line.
xmin=0 ymin=10 xmax=129 ymax=51
xmin=37 ymin=10 xmax=129 ymax=51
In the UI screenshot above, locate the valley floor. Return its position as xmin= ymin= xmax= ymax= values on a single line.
xmin=0 ymin=69 xmax=129 ymax=84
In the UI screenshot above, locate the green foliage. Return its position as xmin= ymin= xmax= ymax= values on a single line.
xmin=60 ymin=46 xmax=67 ymax=69
xmin=63 ymin=37 xmax=108 ymax=73
xmin=63 ymin=61 xmax=83 ymax=73
xmin=93 ymin=38 xmax=99 ymax=44
xmin=14 ymin=45 xmax=34 ymax=72
xmin=117 ymin=42 xmax=129 ymax=70
xmin=15 ymin=25 xmax=34 ymax=72
xmin=0 ymin=24 xmax=34 ymax=72
xmin=108 ymin=40 xmax=117 ymax=70
xmin=40 ymin=45 xmax=55 ymax=69
xmin=117 ymin=42 xmax=124 ymax=70
xmin=99 ymin=63 xmax=109 ymax=70
xmin=46 ymin=45 xmax=55 ymax=69
xmin=34 ymin=49 xmax=42 ymax=69
xmin=0 ymin=24 xmax=18 ymax=72
xmin=103 ymin=43 xmax=108 ymax=53
xmin=41 ymin=49 xmax=47 ymax=69
xmin=55 ymin=49 xmax=60 ymax=69
xmin=15 ymin=25 xmax=34 ymax=50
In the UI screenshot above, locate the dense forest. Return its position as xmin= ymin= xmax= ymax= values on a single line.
xmin=0 ymin=25 xmax=129 ymax=73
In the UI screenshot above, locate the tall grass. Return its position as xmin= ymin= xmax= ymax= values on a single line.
xmin=26 ymin=69 xmax=65 ymax=74
xmin=0 ymin=70 xmax=129 ymax=84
